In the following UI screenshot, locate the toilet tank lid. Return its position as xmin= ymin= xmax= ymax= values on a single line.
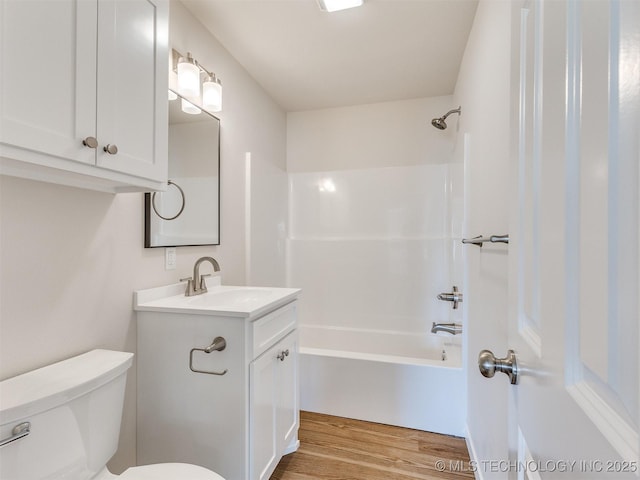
xmin=0 ymin=349 xmax=134 ymax=424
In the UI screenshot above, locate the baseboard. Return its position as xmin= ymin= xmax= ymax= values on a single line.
xmin=465 ymin=423 xmax=483 ymax=480
xmin=282 ymin=438 xmax=300 ymax=456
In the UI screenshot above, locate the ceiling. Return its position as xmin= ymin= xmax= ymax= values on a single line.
xmin=179 ymin=0 xmax=479 ymax=112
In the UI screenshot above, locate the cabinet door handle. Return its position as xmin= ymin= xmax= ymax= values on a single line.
xmin=103 ymin=144 xmax=118 ymax=155
xmin=277 ymin=349 xmax=290 ymax=361
xmin=82 ymin=136 xmax=98 ymax=149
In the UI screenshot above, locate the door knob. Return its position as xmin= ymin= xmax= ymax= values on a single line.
xmin=82 ymin=136 xmax=98 ymax=149
xmin=103 ymin=144 xmax=118 ymax=155
xmin=478 ymin=349 xmax=519 ymax=384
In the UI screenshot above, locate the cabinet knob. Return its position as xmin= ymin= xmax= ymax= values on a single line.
xmin=103 ymin=144 xmax=118 ymax=155
xmin=277 ymin=350 xmax=289 ymax=362
xmin=82 ymin=136 xmax=98 ymax=149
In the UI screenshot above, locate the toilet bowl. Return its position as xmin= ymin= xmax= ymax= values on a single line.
xmin=0 ymin=349 xmax=224 ymax=480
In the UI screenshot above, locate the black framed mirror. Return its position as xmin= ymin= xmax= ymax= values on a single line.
xmin=145 ymin=92 xmax=220 ymax=247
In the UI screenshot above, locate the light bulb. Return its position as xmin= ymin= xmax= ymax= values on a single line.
xmin=181 ymin=98 xmax=201 ymax=115
xmin=177 ymin=53 xmax=200 ymax=98
xmin=202 ymin=75 xmax=222 ymax=112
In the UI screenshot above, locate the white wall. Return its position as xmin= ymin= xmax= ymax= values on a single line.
xmin=287 ymin=96 xmax=455 ymax=173
xmin=286 ymin=97 xmax=461 ymax=337
xmin=452 ymin=0 xmax=512 ymax=476
xmin=170 ymin=1 xmax=288 ymax=287
xmin=0 ymin=0 xmax=287 ymax=472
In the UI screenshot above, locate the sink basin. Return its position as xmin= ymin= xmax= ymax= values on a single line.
xmin=186 ymin=288 xmax=275 ymax=306
xmin=134 ymin=277 xmax=301 ymax=319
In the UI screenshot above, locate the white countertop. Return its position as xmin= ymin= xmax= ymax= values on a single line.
xmin=134 ymin=276 xmax=301 ymax=319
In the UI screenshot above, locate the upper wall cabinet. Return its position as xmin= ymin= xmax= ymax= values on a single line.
xmin=0 ymin=0 xmax=169 ymax=193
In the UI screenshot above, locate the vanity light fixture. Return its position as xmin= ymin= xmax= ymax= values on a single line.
xmin=202 ymin=74 xmax=222 ymax=112
xmin=317 ymin=0 xmax=363 ymax=13
xmin=172 ymin=49 xmax=223 ymax=114
xmin=177 ymin=52 xmax=200 ymax=98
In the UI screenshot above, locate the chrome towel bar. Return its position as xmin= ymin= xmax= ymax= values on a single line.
xmin=462 ymin=234 xmax=509 ymax=247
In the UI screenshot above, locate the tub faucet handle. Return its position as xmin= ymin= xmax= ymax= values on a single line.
xmin=437 ymin=285 xmax=463 ymax=309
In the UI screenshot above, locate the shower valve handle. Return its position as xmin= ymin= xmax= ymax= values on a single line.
xmin=437 ymin=286 xmax=463 ymax=309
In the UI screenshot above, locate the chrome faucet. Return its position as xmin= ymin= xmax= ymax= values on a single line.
xmin=181 ymin=256 xmax=220 ymax=296
xmin=431 ymin=322 xmax=463 ymax=335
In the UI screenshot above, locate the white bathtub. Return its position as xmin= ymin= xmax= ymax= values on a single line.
xmin=299 ymin=325 xmax=465 ymax=437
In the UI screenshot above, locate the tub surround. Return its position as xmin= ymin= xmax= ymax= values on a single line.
xmin=287 ymin=100 xmax=465 ymax=436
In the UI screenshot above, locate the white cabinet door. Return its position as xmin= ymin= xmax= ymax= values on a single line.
xmin=250 ymin=344 xmax=279 ymax=480
xmin=276 ymin=332 xmax=299 ymax=455
xmin=96 ymin=0 xmax=167 ymax=181
xmin=0 ymin=0 xmax=97 ymax=165
xmin=250 ymin=330 xmax=299 ymax=480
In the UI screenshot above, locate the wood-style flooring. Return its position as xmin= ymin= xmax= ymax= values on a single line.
xmin=270 ymin=411 xmax=474 ymax=480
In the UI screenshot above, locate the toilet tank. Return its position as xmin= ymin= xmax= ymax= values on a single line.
xmin=0 ymin=350 xmax=134 ymax=480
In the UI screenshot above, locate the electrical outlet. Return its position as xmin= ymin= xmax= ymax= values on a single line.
xmin=165 ymin=247 xmax=177 ymax=270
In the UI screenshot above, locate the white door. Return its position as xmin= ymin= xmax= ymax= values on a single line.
xmin=498 ymin=0 xmax=640 ymax=478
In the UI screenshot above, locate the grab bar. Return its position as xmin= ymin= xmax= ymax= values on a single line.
xmin=462 ymin=234 xmax=509 ymax=247
xmin=189 ymin=336 xmax=228 ymax=376
xmin=0 ymin=422 xmax=30 ymax=448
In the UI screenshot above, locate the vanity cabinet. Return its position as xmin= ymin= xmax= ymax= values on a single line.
xmin=0 ymin=0 xmax=168 ymax=193
xmin=136 ymin=285 xmax=300 ymax=480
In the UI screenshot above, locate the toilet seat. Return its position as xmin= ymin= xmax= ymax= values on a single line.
xmin=120 ymin=463 xmax=225 ymax=480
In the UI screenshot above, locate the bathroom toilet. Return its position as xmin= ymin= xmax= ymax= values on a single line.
xmin=0 ymin=349 xmax=225 ymax=480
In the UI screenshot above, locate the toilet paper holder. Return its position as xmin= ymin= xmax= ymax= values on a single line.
xmin=189 ymin=336 xmax=228 ymax=376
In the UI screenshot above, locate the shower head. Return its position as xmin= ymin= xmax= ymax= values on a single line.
xmin=431 ymin=106 xmax=462 ymax=130
xmin=431 ymin=117 xmax=448 ymax=130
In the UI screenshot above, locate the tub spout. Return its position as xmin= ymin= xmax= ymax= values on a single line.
xmin=431 ymin=322 xmax=463 ymax=335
